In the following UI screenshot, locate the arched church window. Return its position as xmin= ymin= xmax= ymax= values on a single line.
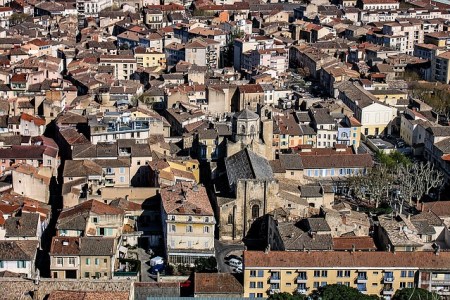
xmin=241 ymin=125 xmax=246 ymax=134
xmin=252 ymin=204 xmax=260 ymax=219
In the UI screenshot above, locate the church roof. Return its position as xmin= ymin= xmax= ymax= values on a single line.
xmin=225 ymin=148 xmax=274 ymax=187
xmin=234 ymin=108 xmax=259 ymax=120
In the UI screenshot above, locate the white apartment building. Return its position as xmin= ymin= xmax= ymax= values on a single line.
xmin=77 ymin=0 xmax=112 ymax=17
xmin=99 ymin=55 xmax=137 ymax=80
xmin=367 ymin=19 xmax=442 ymax=55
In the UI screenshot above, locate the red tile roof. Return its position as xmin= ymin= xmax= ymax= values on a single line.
xmin=20 ymin=112 xmax=45 ymax=126
xmin=244 ymin=250 xmax=450 ymax=269
xmin=332 ymin=236 xmax=377 ymax=251
xmin=194 ymin=273 xmax=243 ymax=294
xmin=160 ymin=182 xmax=213 ymax=216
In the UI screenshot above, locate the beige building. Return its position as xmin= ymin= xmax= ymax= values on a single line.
xmin=243 ymin=250 xmax=450 ymax=298
xmin=185 ymin=38 xmax=221 ymax=69
xmin=12 ymin=164 xmax=52 ymax=203
xmin=134 ymin=47 xmax=166 ymax=69
xmin=56 ymin=200 xmax=124 ymax=238
xmin=433 ymin=51 xmax=450 ymax=84
xmin=99 ymin=55 xmax=137 ymax=80
xmin=160 ymin=182 xmax=216 ymax=264
xmin=50 ymin=236 xmax=117 ymax=279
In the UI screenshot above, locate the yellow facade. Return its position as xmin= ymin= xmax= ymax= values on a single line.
xmin=135 ymin=51 xmax=166 ymax=68
xmin=244 ymin=267 xmax=416 ymax=298
xmin=350 ymin=126 xmax=361 ymax=147
xmin=168 ymin=159 xmax=200 ymax=182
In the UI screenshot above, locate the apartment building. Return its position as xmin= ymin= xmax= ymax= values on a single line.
xmin=56 ymin=199 xmax=124 ymax=236
xmin=310 ymin=108 xmax=337 ymax=148
xmin=432 ymin=51 xmax=450 ymax=84
xmin=185 ymin=38 xmax=221 ymax=69
xmin=243 ymin=250 xmax=450 ymax=298
xmin=357 ymin=0 xmax=399 ymax=10
xmin=160 ymin=182 xmax=215 ymax=265
xmin=76 ymin=0 xmax=112 ymax=17
xmin=134 ymin=47 xmax=166 ymax=69
xmin=50 ymin=236 xmax=116 ymax=279
xmin=99 ymin=55 xmax=137 ymax=80
xmin=88 ymin=108 xmax=166 ymax=144
xmin=367 ymin=19 xmax=442 ymax=55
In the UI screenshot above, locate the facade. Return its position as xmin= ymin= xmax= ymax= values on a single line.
xmin=160 ymin=182 xmax=216 ymax=264
xmin=243 ymin=250 xmax=450 ymax=298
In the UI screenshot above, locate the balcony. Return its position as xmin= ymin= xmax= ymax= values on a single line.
xmin=383 ymin=289 xmax=394 ymax=296
xmin=383 ymin=276 xmax=394 ymax=283
xmin=269 ymin=276 xmax=281 ymax=283
xmin=296 ymin=276 xmax=308 ymax=283
xmin=356 ymin=275 xmax=368 ymax=283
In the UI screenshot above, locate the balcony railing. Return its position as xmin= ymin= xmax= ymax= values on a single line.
xmin=383 ymin=276 xmax=394 ymax=282
xmin=296 ymin=276 xmax=308 ymax=283
xmin=269 ymin=276 xmax=281 ymax=283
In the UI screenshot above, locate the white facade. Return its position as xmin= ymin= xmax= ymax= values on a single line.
xmin=77 ymin=0 xmax=112 ymax=17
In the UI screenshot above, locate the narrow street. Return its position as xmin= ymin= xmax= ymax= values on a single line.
xmin=215 ymin=240 xmax=245 ymax=273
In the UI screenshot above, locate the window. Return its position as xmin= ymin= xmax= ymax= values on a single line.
xmin=0 ymin=261 xmax=3 ymax=268
xmin=322 ymin=271 xmax=328 ymax=277
xmin=204 ymin=226 xmax=209 ymax=233
xmin=205 ymin=217 xmax=209 ymax=223
xmin=257 ymin=282 xmax=264 ymax=288
xmin=86 ymin=258 xmax=90 ymax=265
xmin=401 ymin=271 xmax=407 ymax=277
xmin=257 ymin=270 xmax=264 ymax=277
xmin=407 ymin=282 xmax=414 ymax=288
xmin=120 ymin=167 xmax=125 ymax=174
xmin=337 ymin=270 xmax=343 ymax=277
xmin=120 ymin=176 xmax=125 ymax=183
xmin=344 ymin=271 xmax=351 ymax=277
xmin=251 ymin=204 xmax=259 ymax=219
xmin=250 ymin=270 xmax=256 ymax=277
xmin=250 ymin=282 xmax=256 ymax=288
xmin=313 ymin=282 xmax=319 ymax=288
xmin=17 ymin=261 xmax=26 ymax=268
xmin=400 ymin=282 xmax=406 ymax=288
xmin=227 ymin=214 xmax=233 ymax=224
xmin=249 ymin=293 xmax=255 ymax=298
xmin=257 ymin=293 xmax=263 ymax=298
xmin=92 ymin=217 xmax=98 ymax=223
xmin=186 ymin=225 xmax=193 ymax=233
xmin=57 ymin=257 xmax=63 ymax=265
xmin=408 ymin=271 xmax=414 ymax=277
xmin=95 ymin=258 xmax=99 ymax=265
xmin=321 ymin=282 xmax=327 ymax=287
xmin=314 ymin=270 xmax=320 ymax=277
xmin=171 ymin=224 xmax=176 ymax=232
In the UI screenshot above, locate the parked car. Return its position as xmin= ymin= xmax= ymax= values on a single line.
xmin=180 ymin=280 xmax=191 ymax=288
xmin=229 ymin=258 xmax=242 ymax=268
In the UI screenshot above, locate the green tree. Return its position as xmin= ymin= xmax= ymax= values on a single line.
xmin=194 ymin=256 xmax=217 ymax=273
xmin=311 ymin=284 xmax=379 ymax=300
xmin=268 ymin=292 xmax=306 ymax=300
xmin=375 ymin=151 xmax=410 ymax=169
xmin=392 ymin=288 xmax=440 ymax=300
xmin=9 ymin=13 xmax=29 ymax=26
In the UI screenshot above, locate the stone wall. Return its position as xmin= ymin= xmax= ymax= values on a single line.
xmin=0 ymin=278 xmax=132 ymax=300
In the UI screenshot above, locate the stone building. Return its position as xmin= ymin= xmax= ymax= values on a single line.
xmin=218 ymin=148 xmax=283 ymax=240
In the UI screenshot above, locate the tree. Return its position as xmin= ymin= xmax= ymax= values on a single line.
xmin=310 ymin=284 xmax=379 ymax=300
xmin=392 ymin=288 xmax=440 ymax=300
xmin=9 ymin=13 xmax=29 ymax=26
xmin=194 ymin=256 xmax=217 ymax=273
xmin=268 ymin=292 xmax=306 ymax=300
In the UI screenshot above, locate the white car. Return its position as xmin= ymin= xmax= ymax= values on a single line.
xmin=229 ymin=258 xmax=242 ymax=268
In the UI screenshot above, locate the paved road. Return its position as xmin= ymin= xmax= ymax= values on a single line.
xmin=215 ymin=240 xmax=245 ymax=273
xmin=136 ymin=247 xmax=156 ymax=282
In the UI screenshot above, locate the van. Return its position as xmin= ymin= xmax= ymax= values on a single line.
xmin=229 ymin=258 xmax=242 ymax=268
